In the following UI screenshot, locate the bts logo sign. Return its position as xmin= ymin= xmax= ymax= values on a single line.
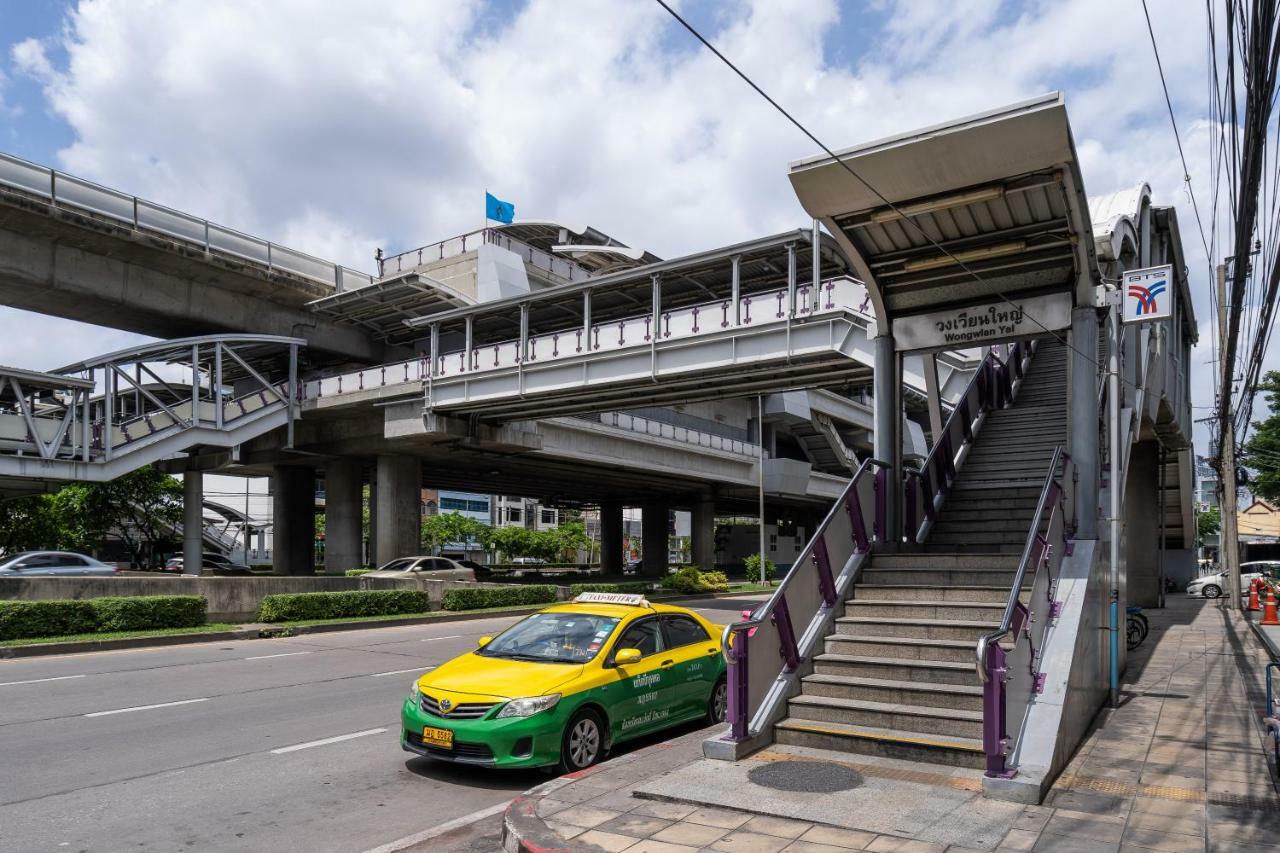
xmin=1122 ymin=265 xmax=1174 ymax=323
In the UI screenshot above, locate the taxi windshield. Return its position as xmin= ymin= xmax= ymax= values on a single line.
xmin=478 ymin=612 xmax=621 ymax=664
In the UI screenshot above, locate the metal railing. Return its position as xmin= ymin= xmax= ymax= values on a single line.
xmin=975 ymin=446 xmax=1076 ymax=779
xmin=377 ymin=227 xmax=591 ymax=282
xmin=902 ymin=343 xmax=1022 ymax=542
xmin=721 ymin=456 xmax=890 ymax=743
xmin=0 ymin=151 xmax=372 ymax=292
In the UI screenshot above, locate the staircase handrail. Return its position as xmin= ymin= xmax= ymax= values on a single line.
xmin=974 ymin=445 xmax=1075 ymax=778
xmin=719 ymin=455 xmax=891 ymax=743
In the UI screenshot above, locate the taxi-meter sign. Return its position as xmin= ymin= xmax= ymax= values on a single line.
xmin=1122 ymin=264 xmax=1173 ymax=323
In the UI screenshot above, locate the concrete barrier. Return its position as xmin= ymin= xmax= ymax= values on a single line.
xmin=0 ymin=575 xmax=569 ymax=622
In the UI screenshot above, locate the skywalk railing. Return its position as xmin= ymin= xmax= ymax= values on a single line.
xmin=302 ymin=277 xmax=870 ymax=402
xmin=0 ymin=151 xmax=372 ymax=292
xmin=720 ymin=456 xmax=890 ymax=743
xmin=377 ymin=227 xmax=591 ymax=282
xmin=975 ymin=447 xmax=1076 ymax=779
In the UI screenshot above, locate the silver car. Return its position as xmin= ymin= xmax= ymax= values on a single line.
xmin=363 ymin=556 xmax=476 ymax=581
xmin=0 ymin=551 xmax=117 ymax=577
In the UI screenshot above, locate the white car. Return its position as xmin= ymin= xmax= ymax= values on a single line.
xmin=363 ymin=556 xmax=476 ymax=581
xmin=0 ymin=551 xmax=117 ymax=577
xmin=1186 ymin=562 xmax=1277 ymax=598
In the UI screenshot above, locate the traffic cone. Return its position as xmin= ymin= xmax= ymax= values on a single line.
xmin=1262 ymin=587 xmax=1280 ymax=626
xmin=1248 ymin=578 xmax=1262 ymax=612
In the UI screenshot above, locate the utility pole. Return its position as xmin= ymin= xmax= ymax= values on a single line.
xmin=1217 ymin=262 xmax=1242 ymax=609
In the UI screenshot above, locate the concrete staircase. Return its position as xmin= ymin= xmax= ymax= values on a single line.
xmin=773 ymin=340 xmax=1068 ymax=769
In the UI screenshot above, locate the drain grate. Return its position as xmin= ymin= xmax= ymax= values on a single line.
xmin=748 ymin=760 xmax=863 ymax=793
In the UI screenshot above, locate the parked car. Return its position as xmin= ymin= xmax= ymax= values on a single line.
xmin=453 ymin=559 xmax=488 ymax=573
xmin=623 ymin=558 xmax=642 ymax=575
xmin=0 ymin=551 xmax=117 ymax=577
xmin=1186 ymin=562 xmax=1276 ymax=598
xmin=163 ymin=553 xmax=254 ymax=575
xmin=364 ymin=556 xmax=477 ymax=581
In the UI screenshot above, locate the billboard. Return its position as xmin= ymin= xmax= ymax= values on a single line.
xmin=1122 ymin=264 xmax=1173 ymax=323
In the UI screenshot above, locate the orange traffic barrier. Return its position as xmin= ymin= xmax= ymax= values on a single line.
xmin=1263 ymin=587 xmax=1280 ymax=627
xmin=1249 ymin=578 xmax=1263 ymax=612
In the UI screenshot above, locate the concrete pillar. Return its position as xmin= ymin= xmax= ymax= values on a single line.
xmin=272 ymin=464 xmax=316 ymax=576
xmin=873 ymin=333 xmax=899 ymax=545
xmin=375 ymin=454 xmax=422 ymax=566
xmin=366 ymin=473 xmax=377 ymax=566
xmin=1125 ymin=442 xmax=1159 ymax=609
xmin=641 ymin=502 xmax=669 ymax=576
xmin=1070 ymin=306 xmax=1100 ymax=539
xmin=324 ymin=459 xmax=364 ymax=574
xmin=182 ymin=471 xmax=203 ymax=575
xmin=600 ymin=501 xmax=624 ymax=574
xmin=691 ymin=497 xmax=716 ymax=570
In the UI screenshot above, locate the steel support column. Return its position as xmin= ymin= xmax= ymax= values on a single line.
xmin=1070 ymin=305 xmax=1100 ymax=538
xmin=182 ymin=470 xmax=203 ymax=575
xmin=873 ymin=333 xmax=899 ymax=545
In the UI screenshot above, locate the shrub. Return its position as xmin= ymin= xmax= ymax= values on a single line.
xmin=569 ymin=582 xmax=652 ymax=596
xmin=743 ymin=553 xmax=779 ymax=582
xmin=0 ymin=599 xmax=98 ymax=640
xmin=0 ymin=595 xmax=208 ymax=640
xmin=344 ymin=569 xmax=372 ymax=577
xmin=257 ymin=589 xmax=431 ymax=622
xmin=663 ymin=568 xmax=729 ymax=595
xmin=91 ymin=596 xmax=205 ymax=631
xmin=442 ymin=585 xmax=557 ymax=611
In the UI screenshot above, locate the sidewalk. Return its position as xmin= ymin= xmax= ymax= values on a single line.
xmin=502 ymin=596 xmax=1280 ymax=853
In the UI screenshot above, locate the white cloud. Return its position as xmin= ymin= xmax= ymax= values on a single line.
xmin=3 ymin=0 xmax=1229 ymax=440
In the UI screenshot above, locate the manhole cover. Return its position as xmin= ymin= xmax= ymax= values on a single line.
xmin=747 ymin=760 xmax=862 ymax=793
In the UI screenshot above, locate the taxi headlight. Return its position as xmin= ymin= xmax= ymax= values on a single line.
xmin=409 ymin=681 xmax=421 ymax=704
xmin=497 ymin=694 xmax=561 ymax=718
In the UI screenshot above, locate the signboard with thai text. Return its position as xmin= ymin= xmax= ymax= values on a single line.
xmin=893 ymin=291 xmax=1073 ymax=352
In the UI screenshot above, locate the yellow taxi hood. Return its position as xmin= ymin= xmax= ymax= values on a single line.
xmin=418 ymin=653 xmax=584 ymax=701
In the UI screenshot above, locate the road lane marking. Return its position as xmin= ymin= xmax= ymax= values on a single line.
xmin=84 ymin=697 xmax=209 ymax=717
xmin=243 ymin=651 xmax=312 ymax=660
xmin=357 ymin=800 xmax=511 ymax=853
xmin=270 ymin=727 xmax=387 ymax=754
xmin=369 ymin=666 xmax=436 ymax=677
xmin=419 ymin=635 xmax=463 ymax=642
xmin=0 ymin=674 xmax=87 ymax=687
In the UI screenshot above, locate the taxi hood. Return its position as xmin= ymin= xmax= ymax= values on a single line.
xmin=418 ymin=653 xmax=584 ymax=701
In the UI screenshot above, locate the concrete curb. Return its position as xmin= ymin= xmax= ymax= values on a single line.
xmin=1245 ymin=608 xmax=1280 ymax=660
xmin=501 ymin=768 xmax=610 ymax=853
xmin=0 ymin=589 xmax=768 ymax=659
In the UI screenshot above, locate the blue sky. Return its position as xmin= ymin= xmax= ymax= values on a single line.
xmin=0 ymin=0 xmax=72 ymax=160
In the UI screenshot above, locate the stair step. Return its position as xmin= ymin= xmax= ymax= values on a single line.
xmin=800 ymin=673 xmax=983 ymax=711
xmin=933 ymin=508 xmax=1038 ymax=522
xmin=851 ymin=584 xmax=1019 ymax=603
xmin=927 ymin=533 xmax=1031 ymax=546
xmin=859 ymin=569 xmax=1024 ymax=587
xmin=939 ymin=497 xmax=1042 ymax=511
xmin=868 ymin=553 xmax=1021 ymax=569
xmin=931 ymin=519 xmax=1045 ymax=533
xmin=844 ymin=600 xmax=1006 ymax=621
xmin=826 ymin=635 xmax=997 ymax=663
xmin=834 ymin=616 xmax=1000 ymax=641
xmin=784 ymin=694 xmax=984 ymax=739
xmin=812 ymin=652 xmax=979 ymax=686
xmin=774 ymin=719 xmax=985 ymax=769
xmin=922 ymin=542 xmax=1028 ymax=554
xmin=946 ymin=483 xmax=1045 ymax=496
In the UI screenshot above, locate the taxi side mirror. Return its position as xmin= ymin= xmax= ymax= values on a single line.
xmin=614 ymin=648 xmax=642 ymax=666
xmin=477 ymin=635 xmax=492 ymax=647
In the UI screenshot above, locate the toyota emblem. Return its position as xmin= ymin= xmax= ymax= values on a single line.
xmin=440 ymin=698 xmax=453 ymax=712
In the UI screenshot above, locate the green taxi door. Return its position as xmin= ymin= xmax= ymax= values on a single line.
xmin=606 ymin=616 xmax=675 ymax=740
xmin=660 ymin=614 xmax=720 ymax=717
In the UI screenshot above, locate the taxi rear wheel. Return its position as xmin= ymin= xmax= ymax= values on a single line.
xmin=707 ymin=677 xmax=728 ymax=724
xmin=559 ymin=709 xmax=604 ymax=773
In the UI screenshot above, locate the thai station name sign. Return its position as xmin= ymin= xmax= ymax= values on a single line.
xmin=893 ymin=292 xmax=1072 ymax=352
xmin=1121 ymin=264 xmax=1174 ymax=323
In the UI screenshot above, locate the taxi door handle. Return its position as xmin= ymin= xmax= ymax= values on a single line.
xmin=660 ymin=659 xmax=675 ymax=668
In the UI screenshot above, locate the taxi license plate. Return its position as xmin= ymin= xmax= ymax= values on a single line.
xmin=422 ymin=726 xmax=454 ymax=749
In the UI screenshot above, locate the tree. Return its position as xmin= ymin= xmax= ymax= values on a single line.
xmin=1197 ymin=507 xmax=1221 ymax=542
xmin=1242 ymin=371 xmax=1280 ymax=502
xmin=0 ymin=495 xmax=65 ymax=554
xmin=76 ymin=467 xmax=183 ymax=568
xmin=421 ymin=512 xmax=490 ymax=553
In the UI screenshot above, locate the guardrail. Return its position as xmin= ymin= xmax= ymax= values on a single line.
xmin=377 ymin=227 xmax=591 ymax=282
xmin=975 ymin=446 xmax=1076 ymax=779
xmin=0 ymin=151 xmax=372 ymax=292
xmin=721 ymin=456 xmax=890 ymax=743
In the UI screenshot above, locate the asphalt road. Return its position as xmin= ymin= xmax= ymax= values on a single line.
xmin=0 ymin=594 xmax=763 ymax=853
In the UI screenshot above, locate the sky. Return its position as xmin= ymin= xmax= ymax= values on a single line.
xmin=0 ymin=0 xmax=1252 ymax=447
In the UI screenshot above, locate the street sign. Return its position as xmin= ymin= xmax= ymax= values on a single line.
xmin=1122 ymin=264 xmax=1173 ymax=323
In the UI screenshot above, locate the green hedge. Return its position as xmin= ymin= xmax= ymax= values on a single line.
xmin=0 ymin=595 xmax=207 ymax=641
xmin=569 ymin=582 xmax=653 ymax=596
xmin=257 ymin=589 xmax=431 ymax=622
xmin=663 ymin=568 xmax=729 ymax=594
xmin=344 ymin=569 xmax=372 ymax=577
xmin=442 ymin=585 xmax=557 ymax=611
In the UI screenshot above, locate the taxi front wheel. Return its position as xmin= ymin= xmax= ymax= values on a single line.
xmin=559 ymin=708 xmax=605 ymax=773
xmin=707 ymin=676 xmax=728 ymax=724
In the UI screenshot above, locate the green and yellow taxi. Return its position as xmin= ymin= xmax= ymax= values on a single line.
xmin=400 ymin=593 xmax=727 ymax=771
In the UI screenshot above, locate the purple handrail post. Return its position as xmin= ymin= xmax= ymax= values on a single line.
xmin=983 ymin=643 xmax=1012 ymax=778
xmin=773 ymin=595 xmax=801 ymax=672
xmin=845 ymin=488 xmax=870 ymax=552
xmin=904 ymin=475 xmax=918 ymax=542
xmin=873 ymin=466 xmax=888 ymax=543
xmin=812 ymin=537 xmax=837 ymax=608
xmin=726 ymin=628 xmax=750 ymax=741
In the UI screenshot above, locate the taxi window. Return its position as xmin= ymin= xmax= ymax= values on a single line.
xmin=613 ymin=618 xmax=663 ymax=658
xmin=662 ymin=615 xmax=709 ymax=648
xmin=478 ymin=612 xmax=621 ymax=663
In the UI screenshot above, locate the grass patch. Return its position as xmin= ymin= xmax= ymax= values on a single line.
xmin=0 ymin=623 xmax=238 ymax=648
xmin=273 ymin=603 xmax=549 ymax=628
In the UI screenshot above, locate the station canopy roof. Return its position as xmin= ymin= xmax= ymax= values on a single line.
xmin=306 ymin=273 xmax=472 ymax=347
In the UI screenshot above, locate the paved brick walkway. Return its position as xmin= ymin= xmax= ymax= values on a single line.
xmin=502 ymin=597 xmax=1280 ymax=853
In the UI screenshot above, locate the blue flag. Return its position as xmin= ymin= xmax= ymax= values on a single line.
xmin=485 ymin=192 xmax=515 ymax=224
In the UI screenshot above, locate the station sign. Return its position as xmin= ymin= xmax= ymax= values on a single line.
xmin=1122 ymin=264 xmax=1173 ymax=323
xmin=893 ymin=291 xmax=1072 ymax=352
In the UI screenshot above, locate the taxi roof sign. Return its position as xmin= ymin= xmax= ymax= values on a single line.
xmin=574 ymin=592 xmax=650 ymax=607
